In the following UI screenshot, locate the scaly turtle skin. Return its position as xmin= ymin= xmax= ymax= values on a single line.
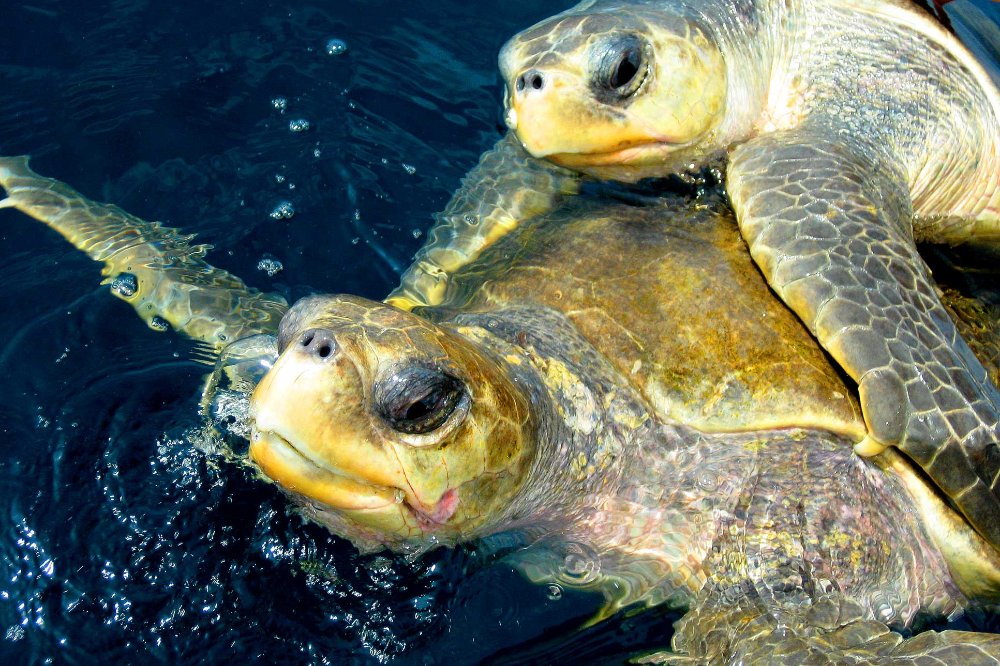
xmin=0 ymin=157 xmax=289 ymax=421
xmin=390 ymin=0 xmax=1000 ymax=551
xmin=248 ymin=196 xmax=1000 ymax=663
xmin=0 ymin=156 xmax=287 ymax=352
xmin=7 ymin=157 xmax=1000 ymax=662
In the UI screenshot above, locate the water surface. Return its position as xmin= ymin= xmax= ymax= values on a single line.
xmin=0 ymin=1 xmax=998 ymax=664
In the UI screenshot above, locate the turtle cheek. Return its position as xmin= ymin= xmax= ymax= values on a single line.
xmin=385 ymin=340 xmax=537 ymax=537
xmin=639 ymin=28 xmax=728 ymax=145
xmin=389 ymin=407 xmax=530 ymax=537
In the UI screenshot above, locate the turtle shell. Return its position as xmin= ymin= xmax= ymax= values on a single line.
xmin=435 ymin=193 xmax=866 ymax=438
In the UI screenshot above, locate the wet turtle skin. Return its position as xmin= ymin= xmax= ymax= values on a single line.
xmin=257 ymin=194 xmax=1000 ymax=664
xmin=6 ymin=158 xmax=1000 ymax=662
xmin=389 ymin=0 xmax=1000 ymax=551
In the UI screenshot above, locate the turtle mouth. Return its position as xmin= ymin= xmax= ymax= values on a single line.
xmin=249 ymin=430 xmax=459 ymax=529
xmin=546 ymin=140 xmax=686 ymax=169
xmin=250 ymin=430 xmax=404 ymax=511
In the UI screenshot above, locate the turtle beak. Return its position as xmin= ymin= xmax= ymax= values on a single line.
xmin=503 ymin=85 xmax=518 ymax=130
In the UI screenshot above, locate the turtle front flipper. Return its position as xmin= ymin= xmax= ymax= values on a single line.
xmin=726 ymin=128 xmax=1000 ymax=546
xmin=0 ymin=156 xmax=288 ymax=355
xmin=648 ymin=585 xmax=1000 ymax=665
xmin=385 ymin=132 xmax=578 ymax=311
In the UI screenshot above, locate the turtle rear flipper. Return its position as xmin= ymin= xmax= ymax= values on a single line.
xmin=726 ymin=127 xmax=1000 ymax=547
xmin=0 ymin=156 xmax=288 ymax=354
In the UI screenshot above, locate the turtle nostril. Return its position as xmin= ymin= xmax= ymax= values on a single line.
xmin=515 ymin=70 xmax=545 ymax=93
xmin=297 ymin=328 xmax=337 ymax=361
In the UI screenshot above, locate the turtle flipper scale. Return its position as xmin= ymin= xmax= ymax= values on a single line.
xmin=385 ymin=132 xmax=578 ymax=311
xmin=0 ymin=156 xmax=288 ymax=354
xmin=726 ymin=129 xmax=1000 ymax=546
xmin=639 ymin=584 xmax=1000 ymax=665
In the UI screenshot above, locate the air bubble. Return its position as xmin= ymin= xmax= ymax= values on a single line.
xmin=271 ymin=96 xmax=288 ymax=113
xmin=556 ymin=541 xmax=601 ymax=586
xmin=877 ymin=603 xmax=895 ymax=623
xmin=149 ymin=316 xmax=170 ymax=332
xmin=288 ymin=118 xmax=311 ymax=132
xmin=697 ymin=474 xmax=718 ymax=491
xmin=402 ymin=163 xmax=416 ymax=175
xmin=257 ymin=257 xmax=284 ymax=276
xmin=546 ymin=584 xmax=563 ymax=601
xmin=269 ymin=201 xmax=295 ymax=220
xmin=111 ymin=273 xmax=138 ymax=298
xmin=411 ymin=229 xmax=423 ymax=239
xmin=325 ymin=38 xmax=348 ymax=56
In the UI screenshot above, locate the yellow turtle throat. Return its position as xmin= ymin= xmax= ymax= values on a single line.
xmin=248 ymin=294 xmax=536 ymax=550
xmin=499 ymin=8 xmax=728 ymax=182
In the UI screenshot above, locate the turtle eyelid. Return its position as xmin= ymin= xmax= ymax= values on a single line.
xmin=374 ymin=365 xmax=467 ymax=436
xmin=591 ymin=34 xmax=648 ymax=101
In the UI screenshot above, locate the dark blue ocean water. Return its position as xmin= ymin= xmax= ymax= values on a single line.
xmin=0 ymin=1 xmax=998 ymax=664
xmin=0 ymin=1 xmax=677 ymax=663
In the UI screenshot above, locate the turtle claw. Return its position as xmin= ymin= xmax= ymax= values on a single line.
xmin=854 ymin=436 xmax=888 ymax=458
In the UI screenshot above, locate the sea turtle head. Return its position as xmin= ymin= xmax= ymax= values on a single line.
xmin=248 ymin=295 xmax=536 ymax=552
xmin=499 ymin=3 xmax=727 ymax=181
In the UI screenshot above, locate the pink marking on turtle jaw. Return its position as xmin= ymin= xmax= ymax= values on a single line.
xmin=411 ymin=488 xmax=459 ymax=531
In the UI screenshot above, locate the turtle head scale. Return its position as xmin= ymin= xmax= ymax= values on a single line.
xmin=499 ymin=4 xmax=729 ymax=181
xmin=248 ymin=294 xmax=537 ymax=551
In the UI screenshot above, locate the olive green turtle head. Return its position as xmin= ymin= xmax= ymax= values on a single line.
xmin=248 ymin=295 xmax=535 ymax=552
xmin=499 ymin=3 xmax=727 ymax=181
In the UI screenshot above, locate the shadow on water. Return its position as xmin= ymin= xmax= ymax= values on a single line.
xmin=1 ymin=0 xmax=1000 ymax=664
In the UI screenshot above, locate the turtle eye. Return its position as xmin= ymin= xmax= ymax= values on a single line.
xmin=594 ymin=35 xmax=647 ymax=99
xmin=376 ymin=366 xmax=466 ymax=435
xmin=609 ymin=49 xmax=641 ymax=88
